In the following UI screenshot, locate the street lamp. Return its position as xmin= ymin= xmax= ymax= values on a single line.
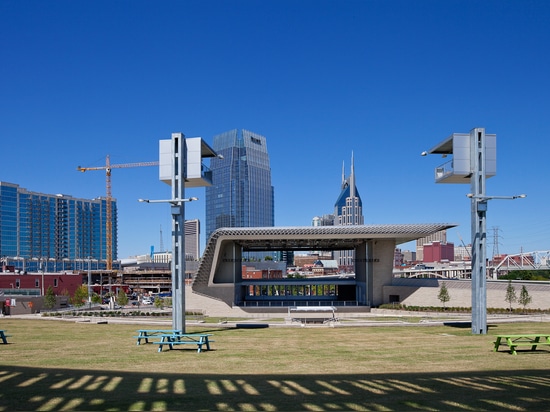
xmin=87 ymin=257 xmax=92 ymax=308
xmin=138 ymin=197 xmax=198 ymax=204
xmin=466 ymin=194 xmax=526 ymax=200
xmin=423 ymin=127 xmax=526 ymax=334
xmin=138 ymin=196 xmax=198 ymax=330
xmin=40 ymin=258 xmax=45 ymax=296
xmin=141 ymin=132 xmax=219 ymax=333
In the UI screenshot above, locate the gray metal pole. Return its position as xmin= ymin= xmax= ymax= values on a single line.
xmin=40 ymin=260 xmax=44 ymax=296
xmin=88 ymin=257 xmax=92 ymax=309
xmin=171 ymin=132 xmax=187 ymax=332
xmin=470 ymin=127 xmax=488 ymax=334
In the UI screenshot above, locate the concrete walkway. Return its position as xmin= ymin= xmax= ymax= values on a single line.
xmin=9 ymin=308 xmax=550 ymax=330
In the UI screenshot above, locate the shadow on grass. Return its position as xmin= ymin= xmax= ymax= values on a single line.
xmin=443 ymin=321 xmax=472 ymax=328
xmin=1 ymin=365 xmax=550 ymax=411
xmin=443 ymin=322 xmax=502 ymax=331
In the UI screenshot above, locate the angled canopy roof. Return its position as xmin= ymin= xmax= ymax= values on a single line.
xmin=205 ymin=223 xmax=457 ymax=251
xmin=192 ymin=223 xmax=458 ymax=304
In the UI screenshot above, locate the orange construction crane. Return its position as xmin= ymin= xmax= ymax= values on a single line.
xmin=77 ymin=155 xmax=159 ymax=270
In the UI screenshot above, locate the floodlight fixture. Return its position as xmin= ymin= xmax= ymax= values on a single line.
xmin=138 ymin=197 xmax=198 ymax=204
xmin=466 ymin=194 xmax=526 ymax=200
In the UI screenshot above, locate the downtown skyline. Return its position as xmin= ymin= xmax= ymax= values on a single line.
xmin=1 ymin=1 xmax=548 ymax=258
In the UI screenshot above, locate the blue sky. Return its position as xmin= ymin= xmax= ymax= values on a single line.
xmin=1 ymin=0 xmax=549 ymax=259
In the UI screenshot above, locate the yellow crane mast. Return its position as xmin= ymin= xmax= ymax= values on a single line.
xmin=77 ymin=155 xmax=158 ymax=270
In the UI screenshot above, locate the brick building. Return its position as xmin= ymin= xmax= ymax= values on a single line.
xmin=423 ymin=241 xmax=455 ymax=263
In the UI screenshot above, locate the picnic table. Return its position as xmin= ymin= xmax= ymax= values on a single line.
xmin=133 ymin=329 xmax=180 ymax=345
xmin=0 ymin=330 xmax=11 ymax=344
xmin=493 ymin=334 xmax=550 ymax=355
xmin=134 ymin=329 xmax=214 ymax=353
xmin=156 ymin=333 xmax=213 ymax=353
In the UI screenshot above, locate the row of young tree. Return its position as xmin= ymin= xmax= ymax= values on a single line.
xmin=504 ymin=280 xmax=532 ymax=311
xmin=437 ymin=280 xmax=533 ymax=312
xmin=42 ymin=285 xmax=130 ymax=310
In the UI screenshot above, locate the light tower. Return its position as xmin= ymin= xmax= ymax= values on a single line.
xmin=423 ymin=127 xmax=525 ymax=334
xmin=140 ymin=133 xmax=220 ymax=332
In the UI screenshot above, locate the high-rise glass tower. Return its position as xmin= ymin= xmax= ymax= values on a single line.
xmin=205 ymin=129 xmax=274 ymax=241
xmin=0 ymin=181 xmax=116 ymax=271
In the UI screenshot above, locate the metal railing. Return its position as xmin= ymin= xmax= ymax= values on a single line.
xmin=434 ymin=159 xmax=453 ymax=181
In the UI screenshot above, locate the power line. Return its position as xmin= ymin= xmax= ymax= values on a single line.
xmin=491 ymin=226 xmax=501 ymax=258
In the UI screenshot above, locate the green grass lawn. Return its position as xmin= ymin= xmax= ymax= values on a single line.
xmin=1 ymin=318 xmax=550 ymax=411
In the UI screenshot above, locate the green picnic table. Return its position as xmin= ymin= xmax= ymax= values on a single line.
xmin=493 ymin=334 xmax=550 ymax=355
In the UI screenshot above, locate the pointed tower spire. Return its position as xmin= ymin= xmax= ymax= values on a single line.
xmin=350 ymin=151 xmax=356 ymax=198
xmin=342 ymin=160 xmax=345 ymax=186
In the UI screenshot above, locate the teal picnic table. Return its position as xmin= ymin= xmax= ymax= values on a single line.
xmin=133 ymin=329 xmax=182 ymax=345
xmin=156 ymin=333 xmax=214 ymax=353
xmin=0 ymin=330 xmax=11 ymax=344
xmin=493 ymin=334 xmax=550 ymax=355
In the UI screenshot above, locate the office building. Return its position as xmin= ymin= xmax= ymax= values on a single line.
xmin=454 ymin=244 xmax=471 ymax=261
xmin=205 ymin=129 xmax=274 ymax=241
xmin=334 ymin=154 xmax=364 ymax=269
xmin=184 ymin=219 xmax=200 ymax=260
xmin=0 ymin=181 xmax=116 ymax=271
xmin=416 ymin=230 xmax=447 ymax=261
xmin=423 ymin=241 xmax=455 ymax=263
xmin=312 ymin=214 xmax=335 ymax=226
xmin=402 ymin=249 xmax=417 ymax=263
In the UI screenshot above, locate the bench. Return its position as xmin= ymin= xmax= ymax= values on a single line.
xmin=494 ymin=334 xmax=550 ymax=355
xmin=0 ymin=330 xmax=11 ymax=344
xmin=156 ymin=333 xmax=214 ymax=353
xmin=288 ymin=306 xmax=338 ymax=325
xmin=134 ymin=329 xmax=182 ymax=345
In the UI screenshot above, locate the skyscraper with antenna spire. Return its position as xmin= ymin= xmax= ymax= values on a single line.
xmin=334 ymin=152 xmax=364 ymax=268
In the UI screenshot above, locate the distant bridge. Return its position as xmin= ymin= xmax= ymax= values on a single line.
xmin=396 ymin=265 xmax=470 ymax=279
xmin=407 ymin=272 xmax=448 ymax=279
xmin=493 ymin=250 xmax=550 ymax=277
xmin=395 ymin=250 xmax=550 ymax=280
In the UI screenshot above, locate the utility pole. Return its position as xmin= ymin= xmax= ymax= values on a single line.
xmin=491 ymin=226 xmax=501 ymax=259
xmin=160 ymin=225 xmax=165 ymax=253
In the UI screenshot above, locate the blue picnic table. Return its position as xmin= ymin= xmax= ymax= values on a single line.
xmin=133 ymin=329 xmax=214 ymax=352
xmin=133 ymin=329 xmax=180 ymax=345
xmin=156 ymin=332 xmax=213 ymax=353
xmin=0 ymin=330 xmax=11 ymax=344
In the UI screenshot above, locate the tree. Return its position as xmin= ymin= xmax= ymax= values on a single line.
xmin=437 ymin=282 xmax=451 ymax=309
xmin=518 ymin=285 xmax=532 ymax=312
xmin=43 ymin=285 xmax=57 ymax=309
xmin=91 ymin=293 xmax=101 ymax=304
xmin=116 ymin=289 xmax=129 ymax=307
xmin=505 ymin=280 xmax=517 ymax=312
xmin=71 ymin=285 xmax=88 ymax=307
